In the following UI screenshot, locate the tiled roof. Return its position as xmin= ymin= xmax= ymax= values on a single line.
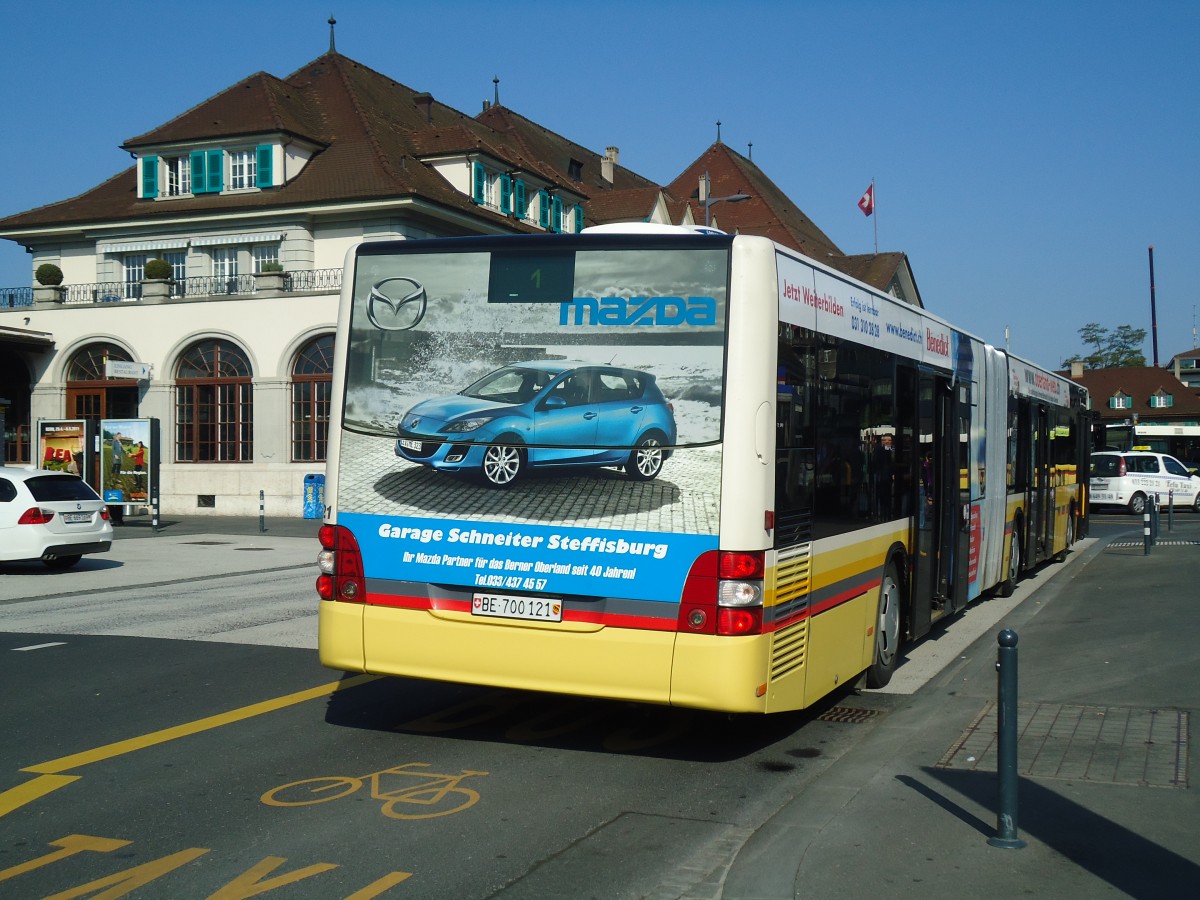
xmin=667 ymin=144 xmax=843 ymax=258
xmin=1067 ymin=366 xmax=1200 ymax=421
xmin=830 ymin=252 xmax=909 ymax=295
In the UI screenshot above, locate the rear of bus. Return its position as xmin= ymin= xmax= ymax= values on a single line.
xmin=318 ymin=232 xmax=792 ymax=712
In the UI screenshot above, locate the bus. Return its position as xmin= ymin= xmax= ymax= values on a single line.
xmin=317 ymin=227 xmax=1090 ymax=714
xmin=1103 ymin=423 xmax=1200 ymax=470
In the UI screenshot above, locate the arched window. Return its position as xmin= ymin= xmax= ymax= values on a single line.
xmin=175 ymin=339 xmax=253 ymax=462
xmin=291 ymin=334 xmax=333 ymax=462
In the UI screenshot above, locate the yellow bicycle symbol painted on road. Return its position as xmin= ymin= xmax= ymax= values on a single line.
xmin=261 ymin=763 xmax=488 ymax=820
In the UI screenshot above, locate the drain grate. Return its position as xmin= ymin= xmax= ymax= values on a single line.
xmin=817 ymin=706 xmax=880 ymax=724
xmin=938 ymin=702 xmax=1189 ymax=788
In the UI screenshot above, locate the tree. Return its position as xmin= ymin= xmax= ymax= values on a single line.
xmin=1061 ymin=322 xmax=1147 ymax=368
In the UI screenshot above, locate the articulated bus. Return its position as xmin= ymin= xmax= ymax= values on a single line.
xmin=317 ymin=227 xmax=1090 ymax=714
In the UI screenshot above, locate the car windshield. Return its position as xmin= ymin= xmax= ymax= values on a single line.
xmin=25 ymin=474 xmax=101 ymax=502
xmin=462 ymin=367 xmax=555 ymax=403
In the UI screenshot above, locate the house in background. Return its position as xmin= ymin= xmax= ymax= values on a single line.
xmin=0 ymin=41 xmax=917 ymax=517
xmin=1067 ymin=362 xmax=1200 ymax=465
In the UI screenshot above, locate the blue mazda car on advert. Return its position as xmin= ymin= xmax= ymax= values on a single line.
xmin=395 ymin=361 xmax=677 ymax=487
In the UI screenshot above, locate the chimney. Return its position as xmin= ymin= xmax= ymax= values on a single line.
xmin=1070 ymin=361 xmax=1084 ymax=379
xmin=601 ymin=146 xmax=619 ymax=184
xmin=414 ymin=92 xmax=433 ymax=124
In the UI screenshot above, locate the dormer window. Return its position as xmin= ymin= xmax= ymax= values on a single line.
xmin=1150 ymin=390 xmax=1174 ymax=409
xmin=568 ymin=158 xmax=583 ymax=181
xmin=166 ymin=155 xmax=191 ymax=196
xmin=1108 ymin=392 xmax=1132 ymax=410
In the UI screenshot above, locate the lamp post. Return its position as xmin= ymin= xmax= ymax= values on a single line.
xmin=699 ymin=171 xmax=750 ymax=227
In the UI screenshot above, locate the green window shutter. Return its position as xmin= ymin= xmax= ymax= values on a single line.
xmin=538 ymin=191 xmax=550 ymax=228
xmin=573 ymin=203 xmax=584 ymax=233
xmin=255 ymin=144 xmax=273 ymax=188
xmin=499 ymin=174 xmax=512 ymax=214
xmin=515 ymin=181 xmax=527 ymax=220
xmin=206 ymin=149 xmax=223 ymax=193
xmin=190 ymin=151 xmax=207 ymax=193
xmin=141 ymin=156 xmax=158 ymax=198
xmin=551 ymin=196 xmax=563 ymax=233
xmin=472 ymin=162 xmax=485 ymax=204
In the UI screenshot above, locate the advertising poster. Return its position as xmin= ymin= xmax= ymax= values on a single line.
xmin=336 ymin=242 xmax=730 ymax=602
xmin=100 ymin=418 xmax=153 ymax=504
xmin=37 ymin=419 xmax=88 ymax=477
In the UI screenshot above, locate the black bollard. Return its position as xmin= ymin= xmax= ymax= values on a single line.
xmin=1143 ymin=499 xmax=1152 ymax=556
xmin=988 ymin=629 xmax=1026 ymax=849
xmin=259 ymin=489 xmax=266 ymax=533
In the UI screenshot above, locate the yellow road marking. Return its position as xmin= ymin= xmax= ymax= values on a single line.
xmin=0 ymin=775 xmax=81 ymax=819
xmin=2 ymin=674 xmax=380 ymax=818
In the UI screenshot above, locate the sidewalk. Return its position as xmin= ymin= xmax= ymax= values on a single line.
xmin=722 ymin=521 xmax=1200 ymax=899
xmin=111 ymin=511 xmax=322 ymax=540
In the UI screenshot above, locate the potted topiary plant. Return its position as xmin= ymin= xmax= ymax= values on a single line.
xmin=254 ymin=260 xmax=286 ymax=292
xmin=35 ymin=263 xmax=64 ymax=285
xmin=141 ymin=258 xmax=173 ymax=300
xmin=33 ymin=263 xmax=65 ymax=304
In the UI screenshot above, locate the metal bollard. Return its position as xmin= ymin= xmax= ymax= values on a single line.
xmin=259 ymin=489 xmax=266 ymax=533
xmin=1168 ymin=490 xmax=1174 ymax=532
xmin=989 ymin=629 xmax=1026 ymax=849
xmin=1144 ymin=499 xmax=1152 ymax=555
xmin=1151 ymin=493 xmax=1159 ymax=543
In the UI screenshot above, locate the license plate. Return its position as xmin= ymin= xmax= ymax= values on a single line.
xmin=62 ymin=512 xmax=91 ymax=524
xmin=399 ymin=438 xmax=423 ymax=451
xmin=472 ymin=592 xmax=562 ymax=623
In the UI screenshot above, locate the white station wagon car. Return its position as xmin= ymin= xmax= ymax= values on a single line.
xmin=0 ymin=467 xmax=114 ymax=568
xmin=1089 ymin=451 xmax=1200 ymax=515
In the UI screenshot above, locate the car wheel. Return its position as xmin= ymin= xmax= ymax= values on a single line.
xmin=997 ymin=522 xmax=1021 ymax=597
xmin=865 ymin=561 xmax=903 ymax=688
xmin=1128 ymin=493 xmax=1146 ymax=515
xmin=626 ymin=433 xmax=665 ymax=481
xmin=1193 ymin=491 xmax=1200 ymax=514
xmin=43 ymin=555 xmax=82 ymax=570
xmin=481 ymin=439 xmax=525 ymax=488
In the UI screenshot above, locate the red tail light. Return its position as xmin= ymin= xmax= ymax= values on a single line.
xmin=316 ymin=524 xmax=366 ymax=603
xmin=1118 ymin=457 xmax=1127 ymax=476
xmin=99 ymin=507 xmax=110 ymax=521
xmin=677 ymin=550 xmax=765 ymax=636
xmin=18 ymin=507 xmax=54 ymax=525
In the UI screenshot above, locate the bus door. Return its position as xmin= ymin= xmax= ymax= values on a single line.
xmin=1029 ymin=404 xmax=1053 ymax=566
xmin=910 ymin=371 xmax=960 ymax=638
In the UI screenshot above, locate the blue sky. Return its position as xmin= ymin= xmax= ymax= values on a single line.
xmin=1 ymin=0 xmax=1196 ymax=371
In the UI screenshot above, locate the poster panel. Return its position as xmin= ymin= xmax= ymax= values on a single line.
xmin=37 ymin=420 xmax=88 ymax=477
xmin=100 ymin=418 xmax=153 ymax=504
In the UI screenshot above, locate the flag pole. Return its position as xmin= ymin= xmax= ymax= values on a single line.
xmin=872 ymin=178 xmax=878 ymax=255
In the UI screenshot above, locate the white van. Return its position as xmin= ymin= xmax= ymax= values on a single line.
xmin=1089 ymin=451 xmax=1200 ymax=514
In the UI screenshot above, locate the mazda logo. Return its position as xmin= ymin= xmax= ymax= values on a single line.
xmin=367 ymin=276 xmax=428 ymax=331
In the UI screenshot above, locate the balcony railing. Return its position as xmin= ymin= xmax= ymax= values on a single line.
xmin=0 ymin=269 xmax=343 ymax=309
xmin=2 ymin=287 xmax=33 ymax=308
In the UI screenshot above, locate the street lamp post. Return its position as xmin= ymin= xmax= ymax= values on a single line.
xmin=699 ymin=171 xmax=751 ymax=227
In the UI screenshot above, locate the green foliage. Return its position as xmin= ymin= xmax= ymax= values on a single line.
xmin=1062 ymin=322 xmax=1147 ymax=369
xmin=144 ymin=258 xmax=172 ymax=280
xmin=260 ymin=261 xmax=284 ymax=273
xmin=35 ymin=263 xmax=63 ymax=286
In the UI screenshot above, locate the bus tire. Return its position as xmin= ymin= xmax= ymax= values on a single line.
xmin=480 ymin=438 xmax=525 ymax=488
xmin=1128 ymin=493 xmax=1146 ymax=515
xmin=1055 ymin=507 xmax=1075 ymax=562
xmin=997 ymin=522 xmax=1021 ymax=597
xmin=626 ymin=432 xmax=666 ymax=481
xmin=865 ymin=561 xmax=902 ymax=689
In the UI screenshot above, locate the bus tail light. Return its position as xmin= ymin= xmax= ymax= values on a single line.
xmin=677 ymin=550 xmax=764 ymax=636
xmin=316 ymin=524 xmax=366 ymax=603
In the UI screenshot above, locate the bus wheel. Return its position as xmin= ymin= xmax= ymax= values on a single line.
xmin=481 ymin=439 xmax=525 ymax=488
xmin=866 ymin=562 xmax=902 ymax=689
xmin=1128 ymin=493 xmax=1146 ymax=515
xmin=1055 ymin=510 xmax=1075 ymax=562
xmin=626 ymin=433 xmax=665 ymax=481
xmin=997 ymin=525 xmax=1021 ymax=597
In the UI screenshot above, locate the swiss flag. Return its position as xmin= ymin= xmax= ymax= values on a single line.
xmin=858 ymin=183 xmax=875 ymax=217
